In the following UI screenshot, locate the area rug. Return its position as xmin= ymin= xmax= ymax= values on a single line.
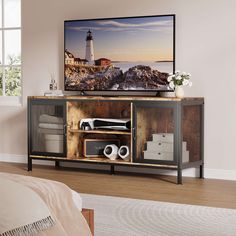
xmin=80 ymin=193 xmax=236 ymax=236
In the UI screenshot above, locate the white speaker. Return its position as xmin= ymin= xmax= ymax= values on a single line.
xmin=118 ymin=146 xmax=130 ymax=160
xmin=103 ymin=144 xmax=119 ymax=160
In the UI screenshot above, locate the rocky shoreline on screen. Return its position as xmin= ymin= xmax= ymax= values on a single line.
xmin=65 ymin=65 xmax=169 ymax=91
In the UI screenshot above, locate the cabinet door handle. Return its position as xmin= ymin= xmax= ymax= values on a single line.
xmin=63 ymin=124 xmax=67 ymax=136
xmin=132 ymin=127 xmax=136 ymax=140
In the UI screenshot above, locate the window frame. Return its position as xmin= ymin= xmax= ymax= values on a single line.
xmin=0 ymin=0 xmax=22 ymax=106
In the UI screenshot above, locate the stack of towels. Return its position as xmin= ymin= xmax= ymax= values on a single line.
xmin=38 ymin=114 xmax=64 ymax=135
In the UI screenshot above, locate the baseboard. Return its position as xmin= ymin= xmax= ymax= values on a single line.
xmin=204 ymin=168 xmax=236 ymax=181
xmin=0 ymin=153 xmax=54 ymax=166
xmin=0 ymin=153 xmax=27 ymax=163
xmin=0 ymin=153 xmax=236 ymax=181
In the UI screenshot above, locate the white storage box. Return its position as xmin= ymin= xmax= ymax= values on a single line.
xmin=144 ymin=151 xmax=173 ymax=161
xmin=183 ymin=151 xmax=189 ymax=162
xmin=152 ymin=133 xmax=174 ymax=143
xmin=144 ymin=150 xmax=189 ymax=162
xmin=45 ymin=134 xmax=63 ymax=153
xmin=146 ymin=141 xmax=187 ymax=152
xmin=147 ymin=141 xmax=173 ymax=152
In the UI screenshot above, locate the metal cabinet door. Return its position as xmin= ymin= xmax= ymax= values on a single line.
xmin=28 ymin=98 xmax=67 ymax=157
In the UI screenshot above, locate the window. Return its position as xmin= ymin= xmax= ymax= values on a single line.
xmin=0 ymin=0 xmax=21 ymax=101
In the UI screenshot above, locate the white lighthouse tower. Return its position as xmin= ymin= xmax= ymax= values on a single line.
xmin=85 ymin=30 xmax=95 ymax=65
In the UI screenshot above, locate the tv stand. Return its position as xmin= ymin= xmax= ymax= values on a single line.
xmin=27 ymin=96 xmax=204 ymax=184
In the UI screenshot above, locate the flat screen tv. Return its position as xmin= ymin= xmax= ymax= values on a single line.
xmin=64 ymin=14 xmax=175 ymax=92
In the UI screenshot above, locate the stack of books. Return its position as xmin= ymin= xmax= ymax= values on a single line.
xmin=44 ymin=90 xmax=64 ymax=96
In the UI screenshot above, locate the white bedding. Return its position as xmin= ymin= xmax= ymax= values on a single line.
xmin=0 ymin=178 xmax=55 ymax=235
xmin=71 ymin=189 xmax=82 ymax=211
xmin=0 ymin=173 xmax=92 ymax=236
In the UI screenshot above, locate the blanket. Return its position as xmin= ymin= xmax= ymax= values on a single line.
xmin=0 ymin=173 xmax=92 ymax=236
xmin=0 ymin=178 xmax=55 ymax=235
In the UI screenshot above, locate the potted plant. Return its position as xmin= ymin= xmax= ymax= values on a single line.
xmin=167 ymin=71 xmax=192 ymax=98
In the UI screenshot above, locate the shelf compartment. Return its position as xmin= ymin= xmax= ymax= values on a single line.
xmin=67 ymin=100 xmax=132 ymax=159
xmin=68 ymin=129 xmax=131 ymax=135
xmin=75 ymin=156 xmax=130 ymax=163
xmin=135 ymin=106 xmax=175 ymax=163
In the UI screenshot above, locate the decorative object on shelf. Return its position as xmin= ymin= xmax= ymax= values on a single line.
xmin=49 ymin=73 xmax=57 ymax=90
xmin=104 ymin=144 xmax=119 ymax=160
xmin=118 ymin=146 xmax=130 ymax=160
xmin=167 ymin=71 xmax=192 ymax=98
xmin=44 ymin=73 xmax=63 ymax=96
xmin=175 ymin=86 xmax=184 ymax=98
xmin=83 ymin=139 xmax=120 ymax=157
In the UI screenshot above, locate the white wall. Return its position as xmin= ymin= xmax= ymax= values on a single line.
xmin=1 ymin=0 xmax=236 ymax=178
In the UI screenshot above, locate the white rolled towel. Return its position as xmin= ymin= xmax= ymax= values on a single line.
xmin=38 ymin=127 xmax=64 ymax=135
xmin=39 ymin=114 xmax=63 ymax=124
xmin=38 ymin=123 xmax=64 ymax=130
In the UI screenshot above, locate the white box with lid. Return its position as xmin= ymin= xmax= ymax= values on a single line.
xmin=146 ymin=141 xmax=187 ymax=152
xmin=45 ymin=134 xmax=63 ymax=153
xmin=152 ymin=133 xmax=174 ymax=143
xmin=144 ymin=150 xmax=189 ymax=162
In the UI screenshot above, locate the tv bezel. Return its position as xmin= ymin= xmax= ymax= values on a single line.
xmin=64 ymin=14 xmax=175 ymax=93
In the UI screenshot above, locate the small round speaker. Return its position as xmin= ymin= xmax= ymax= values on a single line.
xmin=103 ymin=144 xmax=119 ymax=160
xmin=118 ymin=146 xmax=130 ymax=160
xmin=104 ymin=146 xmax=113 ymax=155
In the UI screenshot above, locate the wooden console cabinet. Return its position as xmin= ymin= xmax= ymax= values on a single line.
xmin=27 ymin=96 xmax=204 ymax=184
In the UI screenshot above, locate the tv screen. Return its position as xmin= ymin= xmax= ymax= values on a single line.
xmin=64 ymin=14 xmax=175 ymax=92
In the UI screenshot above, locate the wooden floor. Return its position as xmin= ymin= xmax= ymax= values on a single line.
xmin=1 ymin=162 xmax=236 ymax=209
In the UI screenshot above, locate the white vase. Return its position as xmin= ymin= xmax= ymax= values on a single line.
xmin=175 ymin=86 xmax=184 ymax=98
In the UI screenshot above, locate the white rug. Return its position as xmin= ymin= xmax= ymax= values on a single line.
xmin=80 ymin=193 xmax=236 ymax=236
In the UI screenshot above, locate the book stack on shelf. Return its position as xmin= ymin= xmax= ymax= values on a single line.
xmin=144 ymin=133 xmax=189 ymax=162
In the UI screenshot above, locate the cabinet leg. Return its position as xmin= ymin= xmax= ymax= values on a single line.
xmin=200 ymin=164 xmax=204 ymax=179
xmin=28 ymin=156 xmax=32 ymax=171
xmin=177 ymin=169 xmax=182 ymax=184
xmin=55 ymin=161 xmax=60 ymax=168
xmin=110 ymin=165 xmax=115 ymax=175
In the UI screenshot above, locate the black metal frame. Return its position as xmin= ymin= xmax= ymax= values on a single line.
xmin=133 ymin=101 xmax=179 ymax=166
xmin=132 ymin=100 xmax=204 ymax=184
xmin=27 ymin=97 xmax=204 ymax=184
xmin=27 ymin=98 xmax=67 ymax=171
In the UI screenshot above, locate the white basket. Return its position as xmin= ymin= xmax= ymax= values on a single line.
xmin=45 ymin=134 xmax=63 ymax=153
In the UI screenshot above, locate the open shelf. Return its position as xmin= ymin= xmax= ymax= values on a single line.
xmin=30 ymin=155 xmax=178 ymax=168
xmin=75 ymin=156 xmax=130 ymax=163
xmin=68 ymin=129 xmax=131 ymax=135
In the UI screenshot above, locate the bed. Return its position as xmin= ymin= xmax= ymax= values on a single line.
xmin=0 ymin=172 xmax=93 ymax=236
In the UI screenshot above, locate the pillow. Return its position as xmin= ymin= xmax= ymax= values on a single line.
xmin=0 ymin=178 xmax=55 ymax=236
